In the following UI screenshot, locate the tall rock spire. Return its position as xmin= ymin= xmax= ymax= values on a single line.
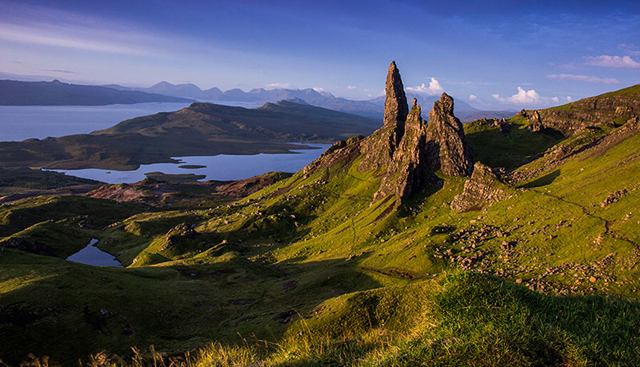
xmin=383 ymin=61 xmax=409 ymax=128
xmin=358 ymin=61 xmax=409 ymax=172
xmin=426 ymin=93 xmax=474 ymax=176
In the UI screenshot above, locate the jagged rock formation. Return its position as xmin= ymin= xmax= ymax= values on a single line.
xmin=374 ymin=98 xmax=430 ymax=202
xmin=305 ymin=61 xmax=474 ymax=205
xmin=425 ymin=93 xmax=474 ymax=176
xmin=451 ymin=162 xmax=511 ymax=211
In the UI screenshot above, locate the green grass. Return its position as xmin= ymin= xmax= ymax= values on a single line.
xmin=1 ymin=101 xmax=639 ymax=365
xmin=465 ymin=117 xmax=563 ymax=170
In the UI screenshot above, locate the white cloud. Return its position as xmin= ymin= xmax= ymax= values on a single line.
xmin=547 ymin=74 xmax=618 ymax=83
xmin=406 ymin=77 xmax=444 ymax=96
xmin=584 ymin=55 xmax=640 ymax=68
xmin=265 ymin=83 xmax=292 ymax=89
xmin=347 ymin=85 xmax=357 ymax=90
xmin=566 ymin=96 xmax=572 ymax=102
xmin=492 ymin=87 xmax=560 ymax=106
xmin=469 ymin=94 xmax=478 ymax=101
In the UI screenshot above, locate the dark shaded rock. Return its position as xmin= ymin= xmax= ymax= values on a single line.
xmin=0 ymin=237 xmax=56 ymax=256
xmin=374 ymin=98 xmax=431 ymax=202
xmin=451 ymin=162 xmax=512 ymax=211
xmin=425 ymin=93 xmax=474 ymax=176
xmin=78 ymin=219 xmax=94 ymax=229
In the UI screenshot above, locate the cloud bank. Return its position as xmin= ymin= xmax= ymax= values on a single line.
xmin=547 ymin=74 xmax=618 ymax=83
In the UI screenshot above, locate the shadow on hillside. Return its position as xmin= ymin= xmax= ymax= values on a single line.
xmin=465 ymin=127 xmax=564 ymax=170
xmin=0 ymin=250 xmax=384 ymax=365
xmin=520 ymin=169 xmax=561 ymax=188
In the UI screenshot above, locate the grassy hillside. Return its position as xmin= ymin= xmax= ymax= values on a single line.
xmin=1 ymin=85 xmax=639 ymax=365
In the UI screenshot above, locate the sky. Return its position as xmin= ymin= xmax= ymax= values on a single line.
xmin=1 ymin=0 xmax=639 ymax=110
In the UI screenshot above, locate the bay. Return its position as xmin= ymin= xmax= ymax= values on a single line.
xmin=50 ymin=144 xmax=330 ymax=184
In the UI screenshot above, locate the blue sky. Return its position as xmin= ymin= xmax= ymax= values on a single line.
xmin=1 ymin=0 xmax=639 ymax=110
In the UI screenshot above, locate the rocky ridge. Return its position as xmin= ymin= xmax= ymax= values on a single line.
xmin=521 ymin=84 xmax=640 ymax=136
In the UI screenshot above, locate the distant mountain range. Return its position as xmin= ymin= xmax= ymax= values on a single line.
xmin=0 ymin=77 xmax=514 ymax=121
xmin=0 ymin=80 xmax=192 ymax=106
xmin=109 ymin=81 xmax=515 ymax=122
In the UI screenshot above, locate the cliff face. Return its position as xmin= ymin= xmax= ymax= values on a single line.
xmin=524 ymin=85 xmax=640 ymax=136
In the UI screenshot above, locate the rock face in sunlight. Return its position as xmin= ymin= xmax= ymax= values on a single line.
xmin=450 ymin=161 xmax=511 ymax=211
xmin=383 ymin=61 xmax=409 ymax=129
xmin=425 ymin=93 xmax=474 ymax=177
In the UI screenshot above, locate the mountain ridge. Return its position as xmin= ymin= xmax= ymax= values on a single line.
xmin=0 ymin=80 xmax=193 ymax=106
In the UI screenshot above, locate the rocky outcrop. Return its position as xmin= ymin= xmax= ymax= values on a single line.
xmin=451 ymin=162 xmax=511 ymax=211
xmin=306 ymin=62 xmax=474 ymax=206
xmin=425 ymin=93 xmax=474 ymax=176
xmin=374 ymin=98 xmax=430 ymax=202
xmin=0 ymin=237 xmax=56 ymax=256
xmin=529 ymin=86 xmax=640 ymax=136
xmin=526 ymin=111 xmax=545 ymax=132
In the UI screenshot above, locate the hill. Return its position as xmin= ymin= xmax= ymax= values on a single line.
xmin=0 ymin=80 xmax=193 ymax=106
xmin=0 ymin=100 xmax=378 ymax=170
xmin=0 ymin=63 xmax=639 ymax=365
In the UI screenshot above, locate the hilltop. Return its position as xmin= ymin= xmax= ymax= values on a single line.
xmin=0 ymin=64 xmax=639 ymax=365
xmin=0 ymin=100 xmax=378 ymax=170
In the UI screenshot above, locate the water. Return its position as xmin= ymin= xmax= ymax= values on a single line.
xmin=1 ymin=102 xmax=329 ymax=183
xmin=50 ymin=144 xmax=330 ymax=184
xmin=66 ymin=238 xmax=123 ymax=267
xmin=0 ymin=101 xmax=263 ymax=142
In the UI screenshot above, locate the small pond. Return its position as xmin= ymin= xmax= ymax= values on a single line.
xmin=66 ymin=238 xmax=123 ymax=267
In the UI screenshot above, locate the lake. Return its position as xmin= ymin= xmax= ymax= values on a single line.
xmin=50 ymin=144 xmax=330 ymax=183
xmin=66 ymin=238 xmax=123 ymax=267
xmin=0 ymin=101 xmax=264 ymax=142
